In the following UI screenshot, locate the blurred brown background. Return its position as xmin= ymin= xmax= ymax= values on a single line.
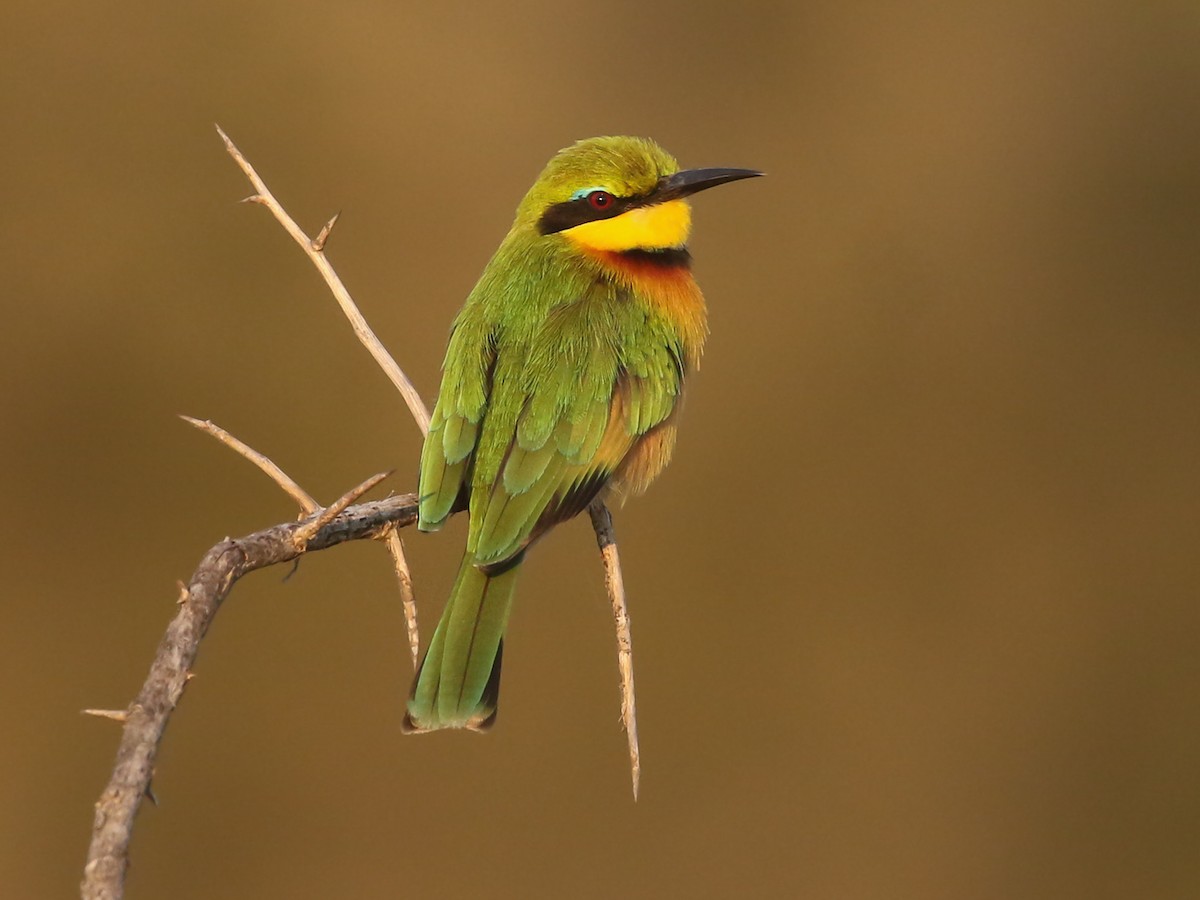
xmin=3 ymin=1 xmax=1199 ymax=897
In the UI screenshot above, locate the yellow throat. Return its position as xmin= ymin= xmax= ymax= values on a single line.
xmin=561 ymin=200 xmax=692 ymax=252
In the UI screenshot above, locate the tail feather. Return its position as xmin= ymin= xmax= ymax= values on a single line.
xmin=402 ymin=553 xmax=521 ymax=733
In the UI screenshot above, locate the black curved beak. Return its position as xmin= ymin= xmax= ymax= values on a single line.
xmin=653 ymin=167 xmax=764 ymax=202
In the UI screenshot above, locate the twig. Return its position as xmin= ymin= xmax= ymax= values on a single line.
xmin=589 ymin=501 xmax=640 ymax=800
xmin=81 ymin=494 xmax=419 ymax=900
xmin=215 ymin=125 xmax=431 ymax=437
xmin=179 ymin=416 xmax=318 ymax=514
xmin=216 ymin=124 xmax=428 ymax=674
xmin=385 ymin=527 xmax=421 ymax=669
xmin=292 ymin=470 xmax=391 ymax=548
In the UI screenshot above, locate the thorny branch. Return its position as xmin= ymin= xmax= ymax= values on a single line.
xmin=214 ymin=125 xmax=425 ymax=663
xmin=80 ymin=493 xmax=418 ymax=900
xmin=81 ymin=127 xmax=643 ymax=900
xmin=216 ymin=125 xmax=431 ymax=436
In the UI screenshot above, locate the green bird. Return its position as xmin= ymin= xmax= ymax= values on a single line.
xmin=403 ymin=136 xmax=759 ymax=733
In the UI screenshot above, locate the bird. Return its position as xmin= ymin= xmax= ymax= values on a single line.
xmin=402 ymin=136 xmax=760 ymax=733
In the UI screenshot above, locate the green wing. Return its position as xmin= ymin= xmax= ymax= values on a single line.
xmin=418 ymin=304 xmax=494 ymax=531
xmin=420 ymin=279 xmax=686 ymax=564
xmin=466 ymin=289 xmax=686 ymax=566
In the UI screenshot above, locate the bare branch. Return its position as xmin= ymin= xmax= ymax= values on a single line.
xmin=81 ymin=493 xmax=419 ymax=900
xmin=384 ymin=527 xmax=421 ymax=669
xmin=179 ymin=411 xmax=416 ymax=659
xmin=292 ymin=470 xmax=391 ymax=549
xmin=214 ymin=130 xmax=431 ymax=679
xmin=215 ymin=125 xmax=431 ymax=436
xmin=589 ymin=501 xmax=640 ymax=800
xmin=83 ymin=130 xmax=648 ymax=900
xmin=179 ymin=416 xmax=318 ymax=514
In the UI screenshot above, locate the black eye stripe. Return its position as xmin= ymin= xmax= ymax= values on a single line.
xmin=537 ymin=192 xmax=642 ymax=236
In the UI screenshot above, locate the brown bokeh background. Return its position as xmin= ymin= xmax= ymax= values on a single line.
xmin=4 ymin=2 xmax=1199 ymax=897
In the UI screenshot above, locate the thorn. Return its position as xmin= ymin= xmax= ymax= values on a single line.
xmin=184 ymin=671 xmax=198 ymax=682
xmin=311 ymin=211 xmax=341 ymax=252
xmin=145 ymin=782 xmax=159 ymax=807
xmin=239 ymin=194 xmax=267 ymax=205
xmin=83 ymin=709 xmax=129 ymax=723
xmin=282 ymin=558 xmax=302 ymax=583
xmin=176 ymin=581 xmax=190 ymax=605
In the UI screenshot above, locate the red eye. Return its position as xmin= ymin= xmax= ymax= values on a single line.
xmin=587 ymin=190 xmax=614 ymax=210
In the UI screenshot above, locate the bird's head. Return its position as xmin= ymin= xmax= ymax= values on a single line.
xmin=517 ymin=136 xmax=760 ymax=253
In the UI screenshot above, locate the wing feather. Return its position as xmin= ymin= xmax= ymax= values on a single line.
xmin=429 ymin=279 xmax=688 ymax=561
xmin=418 ymin=308 xmax=494 ymax=531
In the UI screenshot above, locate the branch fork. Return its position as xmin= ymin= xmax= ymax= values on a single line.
xmin=81 ymin=127 xmax=643 ymax=900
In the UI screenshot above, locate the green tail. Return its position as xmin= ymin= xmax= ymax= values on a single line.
xmin=402 ymin=553 xmax=522 ymax=733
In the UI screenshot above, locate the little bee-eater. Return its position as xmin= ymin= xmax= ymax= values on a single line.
xmin=403 ymin=136 xmax=759 ymax=732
